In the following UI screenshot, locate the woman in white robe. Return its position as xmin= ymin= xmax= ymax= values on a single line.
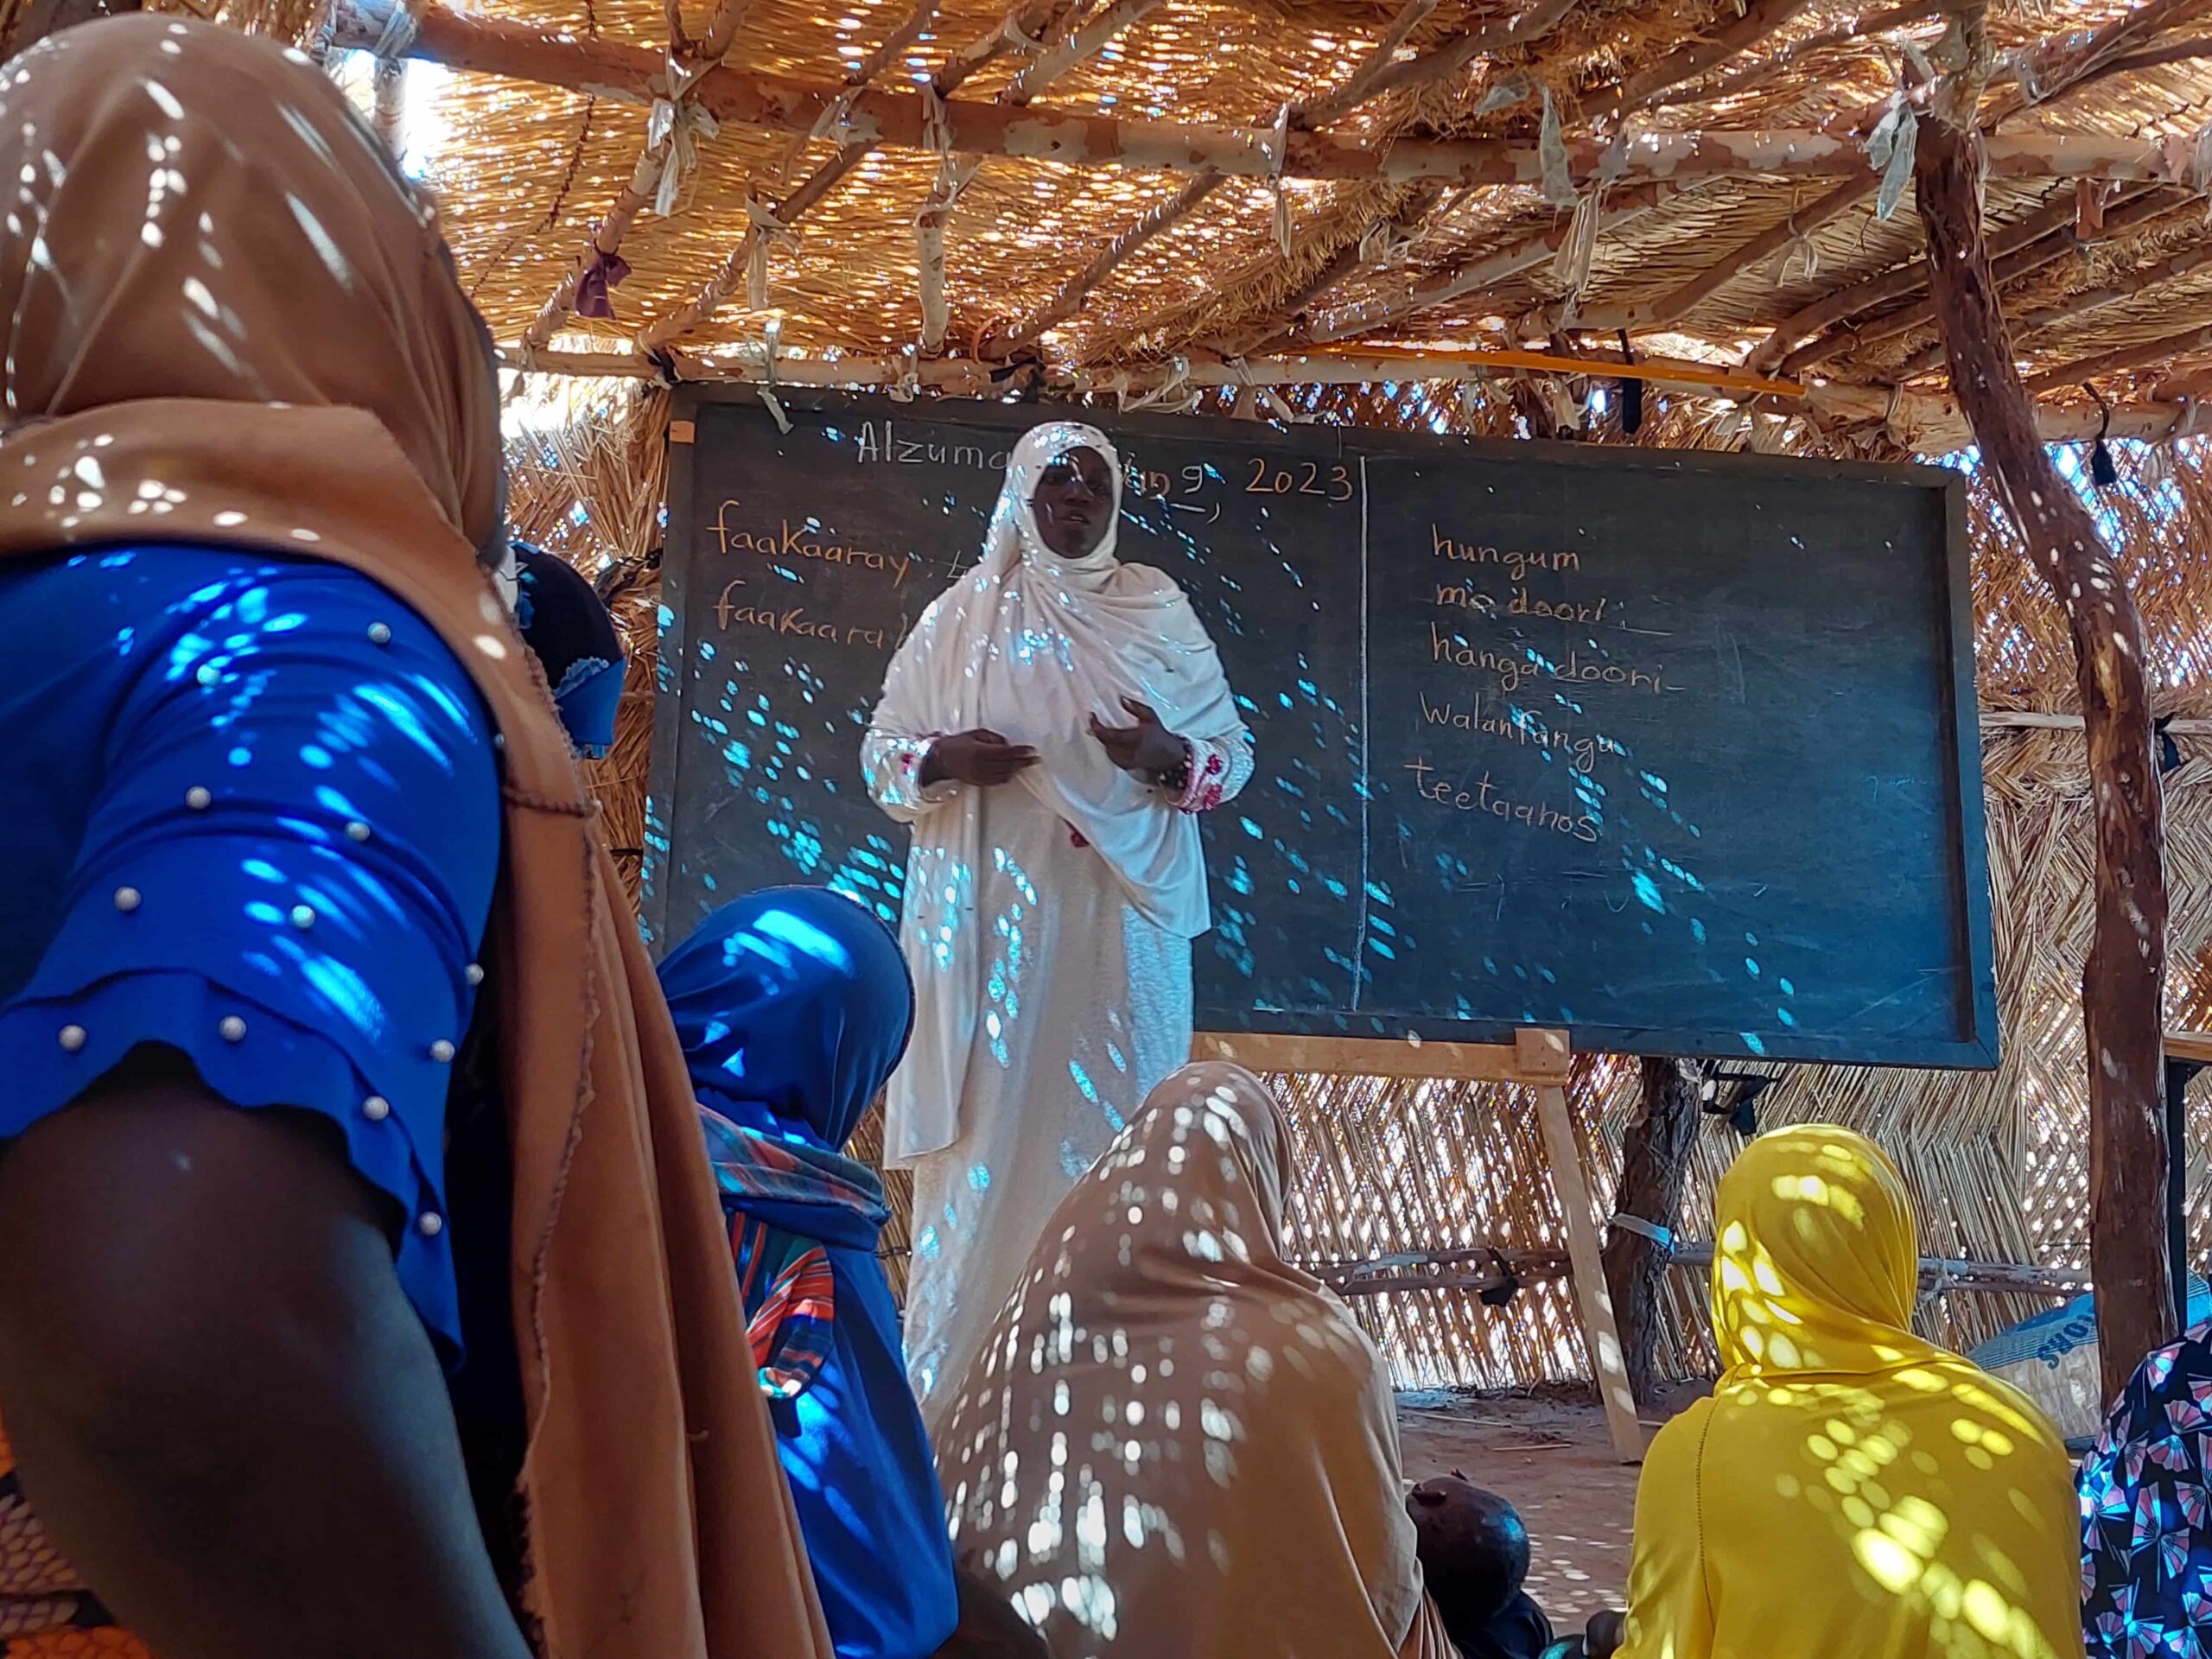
xmin=861 ymin=421 xmax=1252 ymax=1429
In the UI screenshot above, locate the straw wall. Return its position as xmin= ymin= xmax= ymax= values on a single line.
xmin=505 ymin=371 xmax=2212 ymax=1390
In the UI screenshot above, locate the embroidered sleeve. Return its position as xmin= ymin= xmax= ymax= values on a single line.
xmin=1174 ymin=728 xmax=1254 ymax=815
xmin=862 ymin=728 xmax=959 ymax=822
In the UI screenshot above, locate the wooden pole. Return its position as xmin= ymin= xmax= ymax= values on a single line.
xmin=323 ymin=3 xmax=2212 ymax=194
xmin=1600 ymin=1057 xmax=1703 ymax=1411
xmin=1783 ymin=184 xmax=2173 ymax=377
xmin=1916 ymin=111 xmax=2172 ymax=1404
xmin=372 ymin=58 xmax=407 ymax=155
xmin=503 ymin=341 xmax=2212 ymax=450
xmin=997 ymin=0 xmax=1475 ymax=358
xmin=1644 ymin=0 xmax=1948 ymax=109
xmin=1535 ymin=1079 xmax=1644 ymax=1459
xmin=1529 ymin=175 xmax=1872 ymax=335
xmin=1300 ymin=185 xmax=1680 ymax=345
xmin=1583 ymin=0 xmax=1819 ymax=120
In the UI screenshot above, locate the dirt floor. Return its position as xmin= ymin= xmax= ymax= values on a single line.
xmin=1395 ymin=1389 xmax=1644 ymax=1628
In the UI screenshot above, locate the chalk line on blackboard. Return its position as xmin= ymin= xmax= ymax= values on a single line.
xmin=1351 ymin=454 xmax=1370 ymax=1014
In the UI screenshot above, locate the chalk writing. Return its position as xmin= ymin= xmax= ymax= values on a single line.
xmin=714 ymin=579 xmax=888 ymax=646
xmin=1403 ymin=758 xmax=1600 ymax=842
xmin=1419 ymin=692 xmax=1611 ymax=772
xmin=1430 ymin=624 xmax=1668 ymax=694
xmin=1433 ymin=582 xmax=1611 ymax=625
xmin=710 ymin=501 xmax=912 ymax=588
xmin=1128 ymin=461 xmax=1225 ymax=522
xmin=1431 ymin=526 xmax=1581 ymax=581
xmin=1246 ymin=457 xmax=1355 ymax=502
xmin=854 ymin=422 xmax=1010 ymax=473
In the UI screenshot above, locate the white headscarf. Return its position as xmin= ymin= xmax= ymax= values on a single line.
xmin=871 ymin=420 xmax=1245 ymax=1163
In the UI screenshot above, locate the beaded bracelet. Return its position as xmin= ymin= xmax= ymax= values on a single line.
xmin=1152 ymin=740 xmax=1194 ymax=798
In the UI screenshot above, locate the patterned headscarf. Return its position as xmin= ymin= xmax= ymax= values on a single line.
xmin=658 ymin=887 xmax=913 ymax=1394
xmin=658 ymin=889 xmax=959 ymax=1659
xmin=2082 ymin=1326 xmax=2212 ymax=1656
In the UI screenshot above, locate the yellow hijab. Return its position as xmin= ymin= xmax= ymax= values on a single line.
xmin=1619 ymin=1125 xmax=2084 ymax=1659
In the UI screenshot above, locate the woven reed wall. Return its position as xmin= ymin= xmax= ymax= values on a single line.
xmin=505 ymin=369 xmax=2212 ymax=1390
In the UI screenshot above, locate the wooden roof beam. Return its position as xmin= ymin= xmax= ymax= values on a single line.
xmin=1526 ymin=174 xmax=1872 ymax=335
xmin=2012 ymin=239 xmax=2212 ymax=349
xmin=1289 ymin=0 xmax=1436 ymax=127
xmin=912 ymin=0 xmax=1174 ymax=356
xmin=1003 ymin=0 xmax=1164 ymax=105
xmin=634 ymin=0 xmax=947 ymax=353
xmin=1783 ymin=183 xmax=2173 ymax=375
xmin=1892 ymin=213 xmax=2212 ymax=378
xmin=1300 ymin=184 xmax=1680 ymax=345
xmin=1078 ymin=0 xmax=1583 ymax=362
xmin=1643 ymin=0 xmax=1948 ymax=111
xmin=1745 ymin=190 xmax=2076 ymax=372
xmin=1233 ymin=0 xmax=1819 ymax=352
xmin=1744 ymin=0 xmax=2211 ymax=372
xmin=327 ymin=3 xmax=2212 ymax=196
xmin=1312 ymin=0 xmax=1575 ymax=121
xmin=507 ymin=341 xmax=2212 ymax=452
xmin=1235 ymin=183 xmax=1447 ymax=353
xmin=1112 ymin=0 xmax=2139 ymax=358
xmin=2024 ymin=318 xmax=2212 ymax=395
xmin=912 ymin=0 xmax=1084 ymax=353
xmin=1582 ymin=0 xmax=1821 ymax=123
xmin=994 ymin=0 xmax=1464 ymax=358
xmin=517 ymin=0 xmax=762 ymax=353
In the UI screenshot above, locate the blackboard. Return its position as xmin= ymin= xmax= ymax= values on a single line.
xmin=645 ymin=388 xmax=1996 ymax=1069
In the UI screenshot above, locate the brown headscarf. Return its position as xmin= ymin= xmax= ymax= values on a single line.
xmin=938 ymin=1062 xmax=1453 ymax=1659
xmin=0 ymin=17 xmax=830 ymax=1658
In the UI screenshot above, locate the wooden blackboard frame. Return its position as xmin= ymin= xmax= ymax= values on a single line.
xmin=649 ymin=385 xmax=1998 ymax=1071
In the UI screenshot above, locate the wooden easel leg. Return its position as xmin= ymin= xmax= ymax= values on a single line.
xmin=1535 ymin=1082 xmax=1645 ymax=1463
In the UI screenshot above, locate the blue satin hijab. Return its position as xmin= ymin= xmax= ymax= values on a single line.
xmin=658 ymin=887 xmax=957 ymax=1659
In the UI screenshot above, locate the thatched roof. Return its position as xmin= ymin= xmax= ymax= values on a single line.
xmin=294 ymin=0 xmax=2212 ymax=450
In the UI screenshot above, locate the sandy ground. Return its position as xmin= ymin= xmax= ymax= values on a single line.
xmin=1395 ymin=1390 xmax=1643 ymax=1629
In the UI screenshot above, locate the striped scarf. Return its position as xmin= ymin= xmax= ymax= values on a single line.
xmin=701 ymin=1104 xmax=888 ymax=1402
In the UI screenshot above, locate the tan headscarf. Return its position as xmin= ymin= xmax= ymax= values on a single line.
xmin=938 ymin=1062 xmax=1453 ymax=1658
xmin=0 ymin=18 xmax=830 ymax=1658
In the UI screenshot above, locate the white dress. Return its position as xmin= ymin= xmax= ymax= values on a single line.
xmin=862 ymin=728 xmax=1253 ymax=1428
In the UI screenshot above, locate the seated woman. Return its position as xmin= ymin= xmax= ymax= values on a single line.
xmin=658 ymin=888 xmax=960 ymax=1659
xmin=2080 ymin=1325 xmax=2212 ymax=1657
xmin=938 ymin=1061 xmax=1458 ymax=1657
xmin=0 ymin=18 xmax=825 ymax=1659
xmin=1618 ymin=1124 xmax=2082 ymax=1659
xmin=510 ymin=537 xmax=627 ymax=758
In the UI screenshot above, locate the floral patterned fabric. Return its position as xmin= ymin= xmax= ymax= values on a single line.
xmin=2082 ymin=1324 xmax=2212 ymax=1657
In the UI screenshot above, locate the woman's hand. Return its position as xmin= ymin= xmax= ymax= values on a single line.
xmin=1089 ymin=696 xmax=1188 ymax=782
xmin=920 ymin=728 xmax=1039 ymax=789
